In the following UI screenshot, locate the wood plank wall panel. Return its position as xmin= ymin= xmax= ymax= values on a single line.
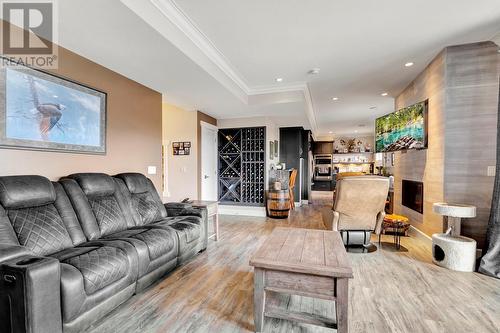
xmin=444 ymin=42 xmax=498 ymax=248
xmin=393 ymin=50 xmax=446 ymax=237
xmin=393 ymin=42 xmax=499 ymax=248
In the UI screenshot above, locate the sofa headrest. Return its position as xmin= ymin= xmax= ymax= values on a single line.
xmin=115 ymin=173 xmax=151 ymax=194
xmin=0 ymin=175 xmax=56 ymax=209
xmin=67 ymin=173 xmax=116 ymax=197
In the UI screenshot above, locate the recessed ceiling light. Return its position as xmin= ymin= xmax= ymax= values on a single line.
xmin=354 ymin=130 xmax=358 ymax=133
xmin=308 ymin=68 xmax=321 ymax=75
xmin=276 ymin=78 xmax=283 ymax=82
xmin=381 ymin=92 xmax=388 ymax=96
xmin=332 ymin=97 xmax=339 ymax=101
xmin=328 ymin=131 xmax=333 ymax=134
xmin=405 ymin=62 xmax=414 ymax=67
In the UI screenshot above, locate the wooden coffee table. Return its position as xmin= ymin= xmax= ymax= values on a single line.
xmin=249 ymin=227 xmax=353 ymax=332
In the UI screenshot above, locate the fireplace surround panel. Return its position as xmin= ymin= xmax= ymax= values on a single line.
xmin=402 ymin=180 xmax=424 ymax=214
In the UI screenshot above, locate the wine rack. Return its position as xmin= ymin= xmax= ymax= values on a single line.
xmin=218 ymin=127 xmax=266 ymax=206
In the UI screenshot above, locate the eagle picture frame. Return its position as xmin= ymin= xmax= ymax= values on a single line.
xmin=0 ymin=59 xmax=107 ymax=154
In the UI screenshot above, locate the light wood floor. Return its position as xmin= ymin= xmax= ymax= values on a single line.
xmin=85 ymin=201 xmax=500 ymax=333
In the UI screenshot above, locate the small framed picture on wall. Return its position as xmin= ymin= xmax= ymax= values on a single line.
xmin=172 ymin=141 xmax=191 ymax=155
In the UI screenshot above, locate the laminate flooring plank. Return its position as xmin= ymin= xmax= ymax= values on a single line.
xmin=84 ymin=197 xmax=500 ymax=333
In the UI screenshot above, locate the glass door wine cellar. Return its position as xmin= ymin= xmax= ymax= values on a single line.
xmin=218 ymin=127 xmax=266 ymax=206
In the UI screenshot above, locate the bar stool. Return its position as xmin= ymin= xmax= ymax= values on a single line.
xmin=288 ymin=169 xmax=297 ymax=210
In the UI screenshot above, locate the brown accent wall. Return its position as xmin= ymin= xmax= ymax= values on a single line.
xmin=0 ymin=35 xmax=163 ymax=190
xmin=393 ymin=42 xmax=498 ymax=248
xmin=197 ymin=111 xmax=217 ymax=199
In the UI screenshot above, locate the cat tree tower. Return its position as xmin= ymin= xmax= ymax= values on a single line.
xmin=432 ymin=203 xmax=477 ymax=272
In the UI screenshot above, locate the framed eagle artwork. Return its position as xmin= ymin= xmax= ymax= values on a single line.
xmin=0 ymin=58 xmax=107 ymax=154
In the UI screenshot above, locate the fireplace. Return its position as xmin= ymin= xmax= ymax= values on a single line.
xmin=402 ymin=180 xmax=424 ymax=213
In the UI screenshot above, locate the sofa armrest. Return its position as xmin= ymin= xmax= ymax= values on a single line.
xmin=0 ymin=244 xmax=32 ymax=265
xmin=332 ymin=211 xmax=340 ymax=231
xmin=374 ymin=211 xmax=386 ymax=235
xmin=164 ymin=203 xmax=208 ymax=250
xmin=321 ymin=208 xmax=339 ymax=231
xmin=0 ymin=255 xmax=62 ymax=333
xmin=164 ymin=203 xmax=201 ymax=218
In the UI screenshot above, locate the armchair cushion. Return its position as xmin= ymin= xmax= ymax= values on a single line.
xmin=328 ymin=176 xmax=389 ymax=234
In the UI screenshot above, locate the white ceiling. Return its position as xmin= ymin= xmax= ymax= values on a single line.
xmin=57 ymin=0 xmax=500 ymax=137
xmin=57 ymin=0 xmax=309 ymax=128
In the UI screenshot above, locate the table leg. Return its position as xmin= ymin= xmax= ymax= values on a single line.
xmin=396 ymin=226 xmax=401 ymax=250
xmin=336 ymin=278 xmax=349 ymax=333
xmin=254 ymin=268 xmax=266 ymax=332
xmin=214 ymin=213 xmax=219 ymax=241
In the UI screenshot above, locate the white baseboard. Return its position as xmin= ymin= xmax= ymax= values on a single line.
xmin=408 ymin=226 xmax=484 ymax=258
xmin=408 ymin=225 xmax=432 ymax=246
xmin=301 ymin=200 xmax=309 ymax=205
xmin=218 ymin=205 xmax=266 ymax=217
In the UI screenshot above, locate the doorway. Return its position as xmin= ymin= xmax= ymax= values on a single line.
xmin=200 ymin=121 xmax=218 ymax=201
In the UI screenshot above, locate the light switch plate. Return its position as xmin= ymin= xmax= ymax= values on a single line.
xmin=487 ymin=166 xmax=496 ymax=177
xmin=147 ymin=166 xmax=157 ymax=175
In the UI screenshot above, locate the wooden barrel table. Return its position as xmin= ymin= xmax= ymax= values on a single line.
xmin=266 ymin=190 xmax=291 ymax=218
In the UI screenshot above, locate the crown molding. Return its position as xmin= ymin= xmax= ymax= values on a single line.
xmin=302 ymin=84 xmax=317 ymax=133
xmin=248 ymin=82 xmax=308 ymax=95
xmin=151 ymin=0 xmax=251 ymax=94
xmin=121 ymin=0 xmax=318 ymax=133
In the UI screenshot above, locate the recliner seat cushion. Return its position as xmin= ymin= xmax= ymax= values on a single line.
xmin=167 ymin=220 xmax=201 ymax=244
xmin=7 ymin=204 xmax=73 ymax=256
xmin=50 ymin=240 xmax=139 ymax=325
xmin=61 ymin=174 xmax=179 ymax=286
xmin=105 ymin=227 xmax=176 ymax=261
xmin=155 ymin=216 xmax=203 ymax=262
xmin=62 ymin=246 xmax=129 ymax=294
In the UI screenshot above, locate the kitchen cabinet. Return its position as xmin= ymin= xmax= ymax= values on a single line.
xmin=312 ymin=141 xmax=333 ymax=155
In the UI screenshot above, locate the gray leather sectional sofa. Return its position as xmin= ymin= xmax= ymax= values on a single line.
xmin=0 ymin=173 xmax=207 ymax=333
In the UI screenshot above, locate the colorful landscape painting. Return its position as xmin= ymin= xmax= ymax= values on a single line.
xmin=375 ymin=100 xmax=427 ymax=152
xmin=0 ymin=64 xmax=106 ymax=153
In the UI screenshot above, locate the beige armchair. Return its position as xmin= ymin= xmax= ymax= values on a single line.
xmin=323 ymin=176 xmax=389 ymax=252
